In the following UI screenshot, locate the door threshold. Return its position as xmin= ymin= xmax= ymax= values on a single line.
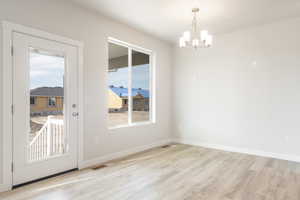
xmin=12 ymin=168 xmax=78 ymax=189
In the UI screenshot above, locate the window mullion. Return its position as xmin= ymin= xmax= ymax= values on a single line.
xmin=128 ymin=48 xmax=132 ymax=125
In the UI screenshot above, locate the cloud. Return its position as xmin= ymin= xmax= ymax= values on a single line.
xmin=30 ymin=53 xmax=64 ymax=70
xmin=30 ymin=70 xmax=48 ymax=77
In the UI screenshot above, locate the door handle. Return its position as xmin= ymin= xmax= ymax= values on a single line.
xmin=72 ymin=112 xmax=79 ymax=117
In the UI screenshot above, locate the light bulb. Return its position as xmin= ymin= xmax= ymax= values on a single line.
xmin=205 ymin=35 xmax=213 ymax=47
xmin=179 ymin=37 xmax=186 ymax=48
xmin=192 ymin=39 xmax=199 ymax=48
xmin=183 ymin=31 xmax=191 ymax=42
xmin=200 ymin=30 xmax=208 ymax=42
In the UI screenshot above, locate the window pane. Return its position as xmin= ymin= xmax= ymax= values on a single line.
xmin=108 ymin=43 xmax=129 ymax=127
xmin=131 ymin=50 xmax=150 ymax=123
xmin=48 ymin=97 xmax=56 ymax=107
xmin=30 ymin=97 xmax=35 ymax=105
xmin=29 ymin=48 xmax=66 ymax=162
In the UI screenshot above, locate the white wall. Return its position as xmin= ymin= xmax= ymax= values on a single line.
xmin=173 ymin=17 xmax=300 ymax=159
xmin=0 ymin=0 xmax=172 ymax=185
xmin=0 ymin=23 xmax=3 ymax=186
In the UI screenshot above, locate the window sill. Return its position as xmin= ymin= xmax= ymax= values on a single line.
xmin=108 ymin=121 xmax=155 ymax=130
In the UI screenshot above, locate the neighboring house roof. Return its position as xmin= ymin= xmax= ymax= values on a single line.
xmin=30 ymin=87 xmax=64 ymax=97
xmin=109 ymin=86 xmax=149 ymax=98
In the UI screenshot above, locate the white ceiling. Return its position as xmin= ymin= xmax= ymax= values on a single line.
xmin=70 ymin=0 xmax=300 ymax=43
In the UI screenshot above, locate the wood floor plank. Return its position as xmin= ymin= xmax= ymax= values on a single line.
xmin=1 ymin=144 xmax=300 ymax=200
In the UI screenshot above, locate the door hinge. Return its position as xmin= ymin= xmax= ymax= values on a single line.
xmin=11 ymin=163 xmax=14 ymax=172
xmin=11 ymin=46 xmax=14 ymax=56
xmin=11 ymin=104 xmax=14 ymax=115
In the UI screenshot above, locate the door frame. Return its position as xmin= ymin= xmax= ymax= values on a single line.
xmin=1 ymin=21 xmax=84 ymax=191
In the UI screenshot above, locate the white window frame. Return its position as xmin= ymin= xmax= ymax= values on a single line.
xmin=108 ymin=37 xmax=156 ymax=129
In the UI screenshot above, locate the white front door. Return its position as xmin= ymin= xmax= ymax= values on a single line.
xmin=12 ymin=32 xmax=79 ymax=185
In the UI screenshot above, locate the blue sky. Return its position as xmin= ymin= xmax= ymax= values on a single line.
xmin=108 ymin=64 xmax=150 ymax=90
xmin=30 ymin=52 xmax=64 ymax=89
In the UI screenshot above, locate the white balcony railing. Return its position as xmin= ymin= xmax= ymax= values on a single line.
xmin=28 ymin=116 xmax=65 ymax=162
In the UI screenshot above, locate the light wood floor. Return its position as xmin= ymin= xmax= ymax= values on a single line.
xmin=1 ymin=144 xmax=300 ymax=200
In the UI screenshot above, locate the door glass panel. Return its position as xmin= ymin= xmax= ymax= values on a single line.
xmin=131 ymin=50 xmax=150 ymax=123
xmin=108 ymin=43 xmax=129 ymax=127
xmin=28 ymin=48 xmax=66 ymax=162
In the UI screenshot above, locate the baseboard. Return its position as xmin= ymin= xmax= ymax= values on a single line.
xmin=0 ymin=183 xmax=11 ymax=193
xmin=78 ymin=139 xmax=172 ymax=169
xmin=173 ymin=138 xmax=300 ymax=163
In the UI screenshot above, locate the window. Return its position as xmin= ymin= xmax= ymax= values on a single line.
xmin=48 ymin=97 xmax=56 ymax=107
xmin=30 ymin=96 xmax=36 ymax=105
xmin=29 ymin=48 xmax=65 ymax=161
xmin=108 ymin=39 xmax=153 ymax=128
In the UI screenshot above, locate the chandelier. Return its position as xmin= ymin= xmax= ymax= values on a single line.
xmin=179 ymin=8 xmax=213 ymax=48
